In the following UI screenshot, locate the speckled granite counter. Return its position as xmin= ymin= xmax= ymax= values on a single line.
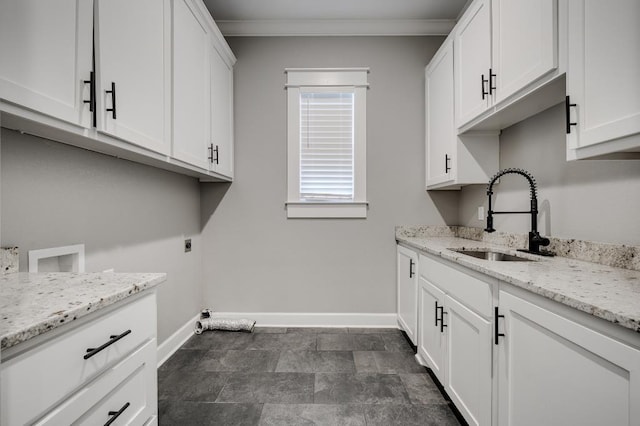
xmin=396 ymin=227 xmax=640 ymax=333
xmin=1 ymin=272 xmax=166 ymax=350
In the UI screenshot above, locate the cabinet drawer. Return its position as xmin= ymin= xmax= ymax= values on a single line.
xmin=36 ymin=339 xmax=157 ymax=426
xmin=1 ymin=293 xmax=156 ymax=426
xmin=419 ymin=254 xmax=493 ymax=317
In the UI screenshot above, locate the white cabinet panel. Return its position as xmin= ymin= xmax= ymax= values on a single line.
xmin=426 ymin=38 xmax=456 ymax=187
xmin=445 ymin=295 xmax=492 ymax=426
xmin=455 ymin=0 xmax=492 ymax=127
xmin=172 ymin=0 xmax=211 ymax=170
xmin=397 ymin=245 xmax=418 ymax=344
xmin=418 ymin=276 xmax=446 ymax=383
xmin=95 ymin=0 xmax=170 ymax=155
xmin=209 ymin=45 xmax=234 ymax=178
xmin=492 ymin=0 xmax=557 ymax=104
xmin=0 ymin=0 xmax=93 ymax=127
xmin=567 ymin=0 xmax=640 ymax=158
xmin=498 ymin=290 xmax=640 ymax=426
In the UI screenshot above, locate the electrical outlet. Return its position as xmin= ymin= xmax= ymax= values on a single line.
xmin=478 ymin=206 xmax=485 ymax=221
xmin=185 ymin=239 xmax=192 ymax=253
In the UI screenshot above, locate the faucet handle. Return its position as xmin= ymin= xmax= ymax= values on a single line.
xmin=485 ymin=215 xmax=495 ymax=233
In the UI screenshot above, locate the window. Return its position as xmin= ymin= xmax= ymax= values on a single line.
xmin=285 ymin=68 xmax=369 ymax=218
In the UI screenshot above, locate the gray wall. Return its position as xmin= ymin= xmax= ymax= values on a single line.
xmin=1 ymin=129 xmax=203 ymax=344
xmin=458 ymin=103 xmax=640 ymax=245
xmin=200 ymin=36 xmax=458 ymax=315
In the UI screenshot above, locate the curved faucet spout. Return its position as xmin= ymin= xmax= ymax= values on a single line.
xmin=484 ymin=168 xmax=553 ymax=256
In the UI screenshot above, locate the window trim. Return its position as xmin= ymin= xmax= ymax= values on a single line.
xmin=285 ymin=68 xmax=369 ymax=219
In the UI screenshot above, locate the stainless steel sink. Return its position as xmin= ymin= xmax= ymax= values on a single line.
xmin=452 ymin=249 xmax=534 ymax=262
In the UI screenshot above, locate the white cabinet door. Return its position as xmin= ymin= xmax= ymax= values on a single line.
xmin=491 ymin=0 xmax=557 ymax=104
xmin=455 ymin=0 xmax=492 ymax=127
xmin=95 ymin=0 xmax=170 ymax=155
xmin=0 ymin=0 xmax=93 ymax=127
xmin=209 ymin=44 xmax=234 ymax=178
xmin=418 ymin=276 xmax=446 ymax=383
xmin=567 ymin=0 xmax=640 ymax=155
xmin=426 ymin=38 xmax=455 ymax=187
xmin=397 ymin=246 xmax=418 ymax=344
xmin=172 ymin=0 xmax=211 ymax=170
xmin=445 ymin=295 xmax=492 ymax=426
xmin=498 ymin=290 xmax=640 ymax=426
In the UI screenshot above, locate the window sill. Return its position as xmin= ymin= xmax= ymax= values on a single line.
xmin=285 ymin=202 xmax=369 ymax=219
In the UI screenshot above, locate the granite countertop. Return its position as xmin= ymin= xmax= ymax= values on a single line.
xmin=0 ymin=272 xmax=167 ymax=350
xmin=396 ymin=231 xmax=640 ymax=333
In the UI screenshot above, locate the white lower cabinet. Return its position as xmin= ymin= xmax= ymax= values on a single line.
xmin=397 ymin=245 xmax=418 ymax=345
xmin=411 ymin=246 xmax=640 ymax=426
xmin=497 ymin=289 xmax=640 ymax=426
xmin=1 ymin=292 xmax=158 ymax=426
xmin=418 ymin=276 xmax=446 ymax=382
xmin=417 ymin=253 xmax=493 ymax=426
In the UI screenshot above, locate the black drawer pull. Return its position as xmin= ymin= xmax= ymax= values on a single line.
xmin=440 ymin=310 xmax=447 ymax=333
xmin=104 ymin=402 xmax=130 ymax=426
xmin=84 ymin=329 xmax=131 ymax=360
xmin=106 ymin=82 xmax=117 ymax=119
xmin=494 ymin=307 xmax=505 ymax=345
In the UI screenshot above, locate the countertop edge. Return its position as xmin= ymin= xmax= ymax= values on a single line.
xmin=1 ymin=272 xmax=167 ymax=350
xmin=397 ymin=237 xmax=640 ymax=334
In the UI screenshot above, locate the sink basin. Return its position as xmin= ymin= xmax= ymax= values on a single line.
xmin=452 ymin=249 xmax=534 ymax=262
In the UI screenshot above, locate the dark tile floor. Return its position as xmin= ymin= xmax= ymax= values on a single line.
xmin=158 ymin=327 xmax=463 ymax=426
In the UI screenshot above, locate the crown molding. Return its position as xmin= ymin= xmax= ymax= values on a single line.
xmin=216 ymin=19 xmax=456 ymax=37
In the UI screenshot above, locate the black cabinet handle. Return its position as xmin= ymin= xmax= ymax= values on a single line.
xmin=434 ymin=301 xmax=440 ymax=326
xmin=105 ymin=82 xmax=117 ymax=119
xmin=84 ymin=329 xmax=131 ymax=360
xmin=494 ymin=307 xmax=505 ymax=345
xmin=83 ymin=71 xmax=97 ymax=127
xmin=83 ymin=71 xmax=95 ymax=113
xmin=481 ymin=73 xmax=489 ymax=100
xmin=409 ymin=259 xmax=415 ymax=278
xmin=214 ymin=145 xmax=219 ymax=165
xmin=440 ymin=309 xmax=447 ymax=333
xmin=565 ymin=95 xmax=577 ymax=134
xmin=445 ymin=154 xmax=451 ymax=173
xmin=208 ymin=143 xmax=214 ymax=163
xmin=104 ymin=402 xmax=130 ymax=426
xmin=489 ymin=68 xmax=497 ymax=95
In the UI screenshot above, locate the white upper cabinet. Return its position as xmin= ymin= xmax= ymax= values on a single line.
xmin=172 ymin=0 xmax=235 ymax=179
xmin=426 ymin=38 xmax=456 ymax=187
xmin=566 ymin=0 xmax=640 ymax=160
xmin=209 ymin=45 xmax=234 ymax=178
xmin=0 ymin=0 xmax=93 ymax=128
xmin=454 ymin=0 xmax=562 ymax=132
xmin=491 ymin=0 xmax=557 ymax=104
xmin=426 ymin=36 xmax=499 ymax=190
xmin=455 ymin=0 xmax=492 ymax=128
xmin=95 ymin=0 xmax=170 ymax=155
xmin=172 ymin=0 xmax=211 ymax=170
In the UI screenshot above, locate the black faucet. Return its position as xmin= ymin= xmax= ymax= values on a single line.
xmin=485 ymin=168 xmax=554 ymax=256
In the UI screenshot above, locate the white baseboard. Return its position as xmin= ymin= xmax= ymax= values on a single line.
xmin=157 ymin=313 xmax=199 ymax=368
xmin=415 ymin=352 xmax=428 ymax=367
xmin=208 ymin=312 xmax=398 ymax=328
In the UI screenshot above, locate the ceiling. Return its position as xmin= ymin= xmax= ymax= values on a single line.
xmin=203 ymin=0 xmax=470 ymax=36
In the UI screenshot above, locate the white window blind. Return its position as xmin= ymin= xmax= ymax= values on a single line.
xmin=300 ymin=92 xmax=354 ymax=201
